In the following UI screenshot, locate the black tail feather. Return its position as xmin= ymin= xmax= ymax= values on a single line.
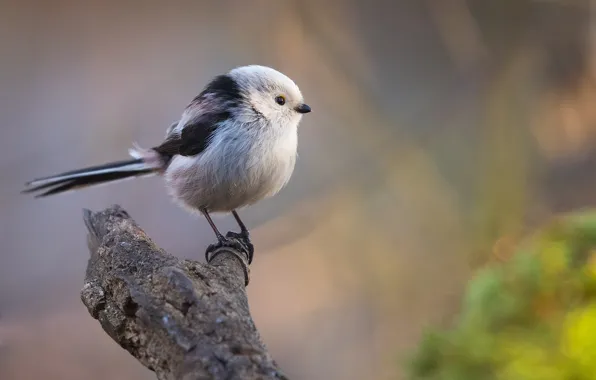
xmin=25 ymin=158 xmax=145 ymax=185
xmin=22 ymin=158 xmax=156 ymax=197
xmin=30 ymin=169 xmax=155 ymax=197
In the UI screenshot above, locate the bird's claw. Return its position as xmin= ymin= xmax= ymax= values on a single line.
xmin=205 ymin=232 xmax=254 ymax=265
xmin=225 ymin=231 xmax=254 ymax=264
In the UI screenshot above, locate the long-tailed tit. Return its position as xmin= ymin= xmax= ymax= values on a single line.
xmin=22 ymin=65 xmax=311 ymax=263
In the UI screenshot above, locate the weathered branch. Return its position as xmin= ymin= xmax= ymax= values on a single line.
xmin=80 ymin=205 xmax=286 ymax=380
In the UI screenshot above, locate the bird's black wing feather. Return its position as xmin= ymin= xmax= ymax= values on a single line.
xmin=152 ymin=112 xmax=228 ymax=161
xmin=152 ymin=74 xmax=242 ymax=162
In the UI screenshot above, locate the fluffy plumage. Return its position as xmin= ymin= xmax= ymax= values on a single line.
xmin=23 ymin=65 xmax=310 ymax=217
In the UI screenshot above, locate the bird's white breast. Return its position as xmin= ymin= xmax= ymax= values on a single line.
xmin=164 ymin=120 xmax=298 ymax=213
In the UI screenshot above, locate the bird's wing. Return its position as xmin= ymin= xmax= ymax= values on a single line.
xmin=153 ymin=119 xmax=219 ymax=158
xmin=153 ymin=105 xmax=229 ymax=159
xmin=153 ymin=74 xmax=242 ymax=160
xmin=164 ymin=120 xmax=179 ymax=137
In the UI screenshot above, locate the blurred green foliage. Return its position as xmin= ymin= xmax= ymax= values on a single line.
xmin=408 ymin=211 xmax=596 ymax=380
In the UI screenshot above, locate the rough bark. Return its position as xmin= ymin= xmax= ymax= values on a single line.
xmin=80 ymin=205 xmax=286 ymax=380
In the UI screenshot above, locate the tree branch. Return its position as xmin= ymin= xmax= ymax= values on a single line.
xmin=80 ymin=205 xmax=286 ymax=380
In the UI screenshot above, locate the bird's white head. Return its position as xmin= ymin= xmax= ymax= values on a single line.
xmin=229 ymin=65 xmax=311 ymax=127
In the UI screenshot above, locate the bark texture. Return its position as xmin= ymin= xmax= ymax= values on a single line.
xmin=80 ymin=205 xmax=286 ymax=380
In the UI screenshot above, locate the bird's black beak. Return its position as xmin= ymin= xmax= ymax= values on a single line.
xmin=295 ymin=103 xmax=312 ymax=114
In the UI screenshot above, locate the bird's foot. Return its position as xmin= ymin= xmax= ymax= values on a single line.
xmin=205 ymin=235 xmax=252 ymax=286
xmin=205 ymin=232 xmax=254 ymax=265
xmin=225 ymin=231 xmax=254 ymax=264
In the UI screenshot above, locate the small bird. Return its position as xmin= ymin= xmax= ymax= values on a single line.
xmin=22 ymin=65 xmax=311 ymax=263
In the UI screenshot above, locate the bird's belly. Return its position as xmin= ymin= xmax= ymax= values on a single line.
xmin=165 ymin=148 xmax=295 ymax=213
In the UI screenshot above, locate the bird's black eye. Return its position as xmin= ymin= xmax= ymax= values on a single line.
xmin=275 ymin=95 xmax=286 ymax=106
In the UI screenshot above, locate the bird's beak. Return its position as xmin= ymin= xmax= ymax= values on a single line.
xmin=294 ymin=103 xmax=312 ymax=114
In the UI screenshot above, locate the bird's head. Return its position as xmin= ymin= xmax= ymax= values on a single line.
xmin=229 ymin=65 xmax=311 ymax=127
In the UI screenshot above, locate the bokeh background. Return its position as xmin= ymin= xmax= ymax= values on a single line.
xmin=1 ymin=0 xmax=596 ymax=379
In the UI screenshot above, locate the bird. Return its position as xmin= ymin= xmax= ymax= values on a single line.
xmin=22 ymin=65 xmax=311 ymax=263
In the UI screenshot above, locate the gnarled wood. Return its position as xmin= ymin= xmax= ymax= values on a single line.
xmin=80 ymin=205 xmax=286 ymax=380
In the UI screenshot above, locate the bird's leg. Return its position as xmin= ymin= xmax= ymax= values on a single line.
xmin=227 ymin=209 xmax=254 ymax=264
xmin=232 ymin=210 xmax=249 ymax=237
xmin=203 ymin=209 xmax=254 ymax=265
xmin=201 ymin=209 xmax=225 ymax=242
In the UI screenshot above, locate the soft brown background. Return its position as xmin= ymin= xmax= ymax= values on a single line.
xmin=2 ymin=0 xmax=596 ymax=379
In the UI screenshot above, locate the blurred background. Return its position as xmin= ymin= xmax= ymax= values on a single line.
xmin=1 ymin=0 xmax=596 ymax=379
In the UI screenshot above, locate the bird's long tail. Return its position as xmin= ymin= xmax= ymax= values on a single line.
xmin=22 ymin=157 xmax=159 ymax=197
